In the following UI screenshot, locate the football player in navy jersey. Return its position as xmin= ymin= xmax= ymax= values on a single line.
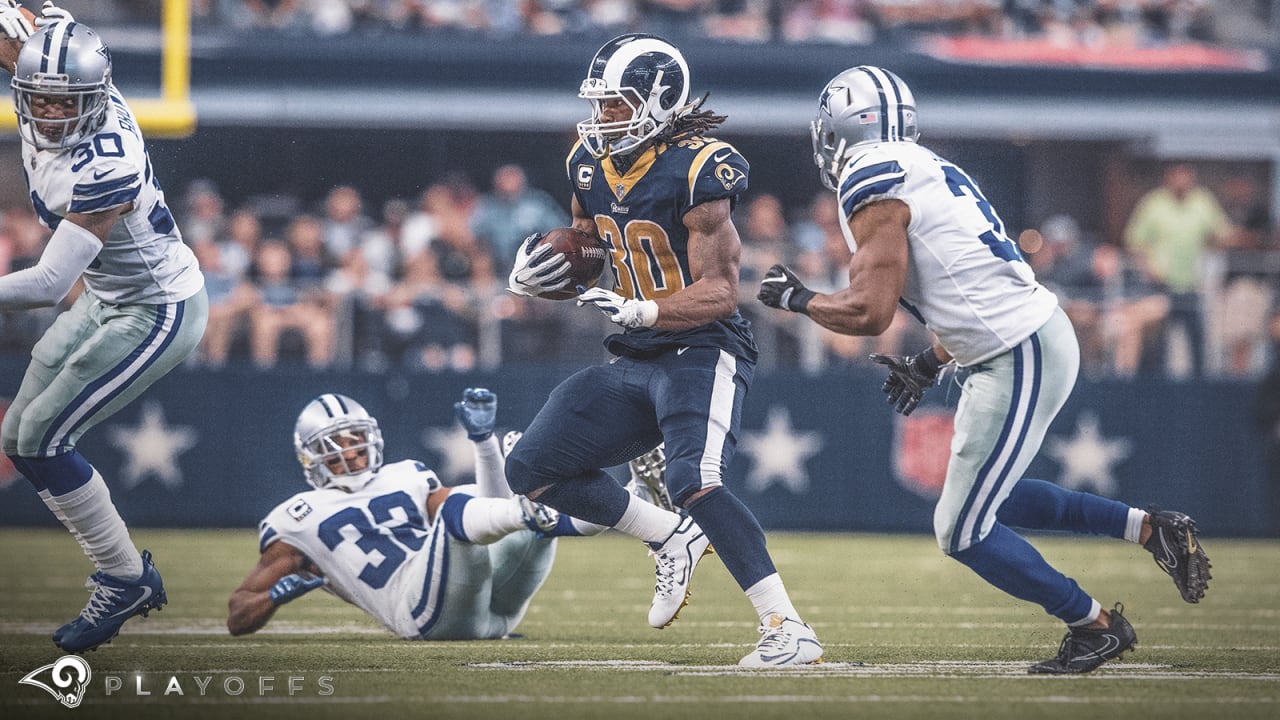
xmin=0 ymin=7 xmax=208 ymax=653
xmin=505 ymin=34 xmax=821 ymax=666
xmin=759 ymin=66 xmax=1211 ymax=673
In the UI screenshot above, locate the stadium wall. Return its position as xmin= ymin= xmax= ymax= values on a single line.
xmin=0 ymin=360 xmax=1268 ymax=536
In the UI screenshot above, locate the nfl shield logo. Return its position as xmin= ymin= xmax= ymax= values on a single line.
xmin=891 ymin=409 xmax=955 ymax=500
xmin=615 ymin=184 xmax=627 ymax=198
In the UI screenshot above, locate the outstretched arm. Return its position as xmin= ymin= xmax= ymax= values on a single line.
xmin=227 ymin=540 xmax=318 ymax=636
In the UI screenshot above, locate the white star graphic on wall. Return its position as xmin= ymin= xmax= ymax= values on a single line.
xmin=107 ymin=401 xmax=197 ymax=490
xmin=737 ymin=405 xmax=823 ymax=494
xmin=1044 ymin=411 xmax=1131 ymax=496
xmin=422 ymin=425 xmax=476 ymax=484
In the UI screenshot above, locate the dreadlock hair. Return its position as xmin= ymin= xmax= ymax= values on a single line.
xmin=656 ymin=92 xmax=727 ymax=145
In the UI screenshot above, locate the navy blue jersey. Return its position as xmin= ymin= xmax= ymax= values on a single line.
xmin=566 ymin=137 xmax=757 ymax=361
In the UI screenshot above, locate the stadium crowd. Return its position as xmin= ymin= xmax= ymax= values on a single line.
xmin=66 ymin=1 xmax=1276 ymax=49
xmin=1 ymin=161 xmax=1275 ymax=377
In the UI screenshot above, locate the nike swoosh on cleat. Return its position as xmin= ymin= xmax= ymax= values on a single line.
xmin=106 ymin=587 xmax=153 ymax=620
xmin=1070 ymin=635 xmax=1122 ymax=664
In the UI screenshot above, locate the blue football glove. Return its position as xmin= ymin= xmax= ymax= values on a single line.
xmin=268 ymin=573 xmax=325 ymax=606
xmin=454 ymin=387 xmax=497 ymax=440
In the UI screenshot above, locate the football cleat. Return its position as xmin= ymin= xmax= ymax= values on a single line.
xmin=517 ymin=495 xmax=560 ymax=537
xmin=739 ymin=614 xmax=824 ymax=667
xmin=648 ymin=515 xmax=712 ymax=628
xmin=1143 ymin=505 xmax=1211 ymax=603
xmin=53 ymin=550 xmax=167 ymax=653
xmin=1028 ymin=603 xmax=1137 ymax=674
xmin=626 ymin=444 xmax=675 ymax=512
xmin=502 ymin=431 xmax=523 ymax=457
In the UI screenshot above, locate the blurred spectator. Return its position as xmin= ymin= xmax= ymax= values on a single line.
xmin=321 ymin=185 xmax=373 ymax=260
xmin=401 ymin=186 xmax=442 ymax=258
xmin=1123 ymin=163 xmax=1229 ymax=377
xmin=1216 ymin=174 xmax=1276 ymax=376
xmin=285 ymin=214 xmax=333 ymax=288
xmin=1252 ymin=312 xmax=1280 ymax=536
xmin=471 ymin=164 xmax=569 ymax=277
xmin=0 ymin=207 xmax=59 ymax=353
xmin=248 ymin=240 xmax=337 ymax=368
xmin=704 ymin=0 xmax=772 ymax=41
xmin=381 ymin=249 xmax=478 ymax=372
xmin=221 ymin=208 xmax=265 ymax=281
xmin=638 ymin=0 xmax=709 ymax=38
xmin=181 ymin=179 xmax=226 ymax=246
xmin=192 ymin=240 xmax=257 ymax=367
xmin=737 ymin=193 xmax=801 ymax=370
xmin=781 ymin=0 xmax=876 ymax=44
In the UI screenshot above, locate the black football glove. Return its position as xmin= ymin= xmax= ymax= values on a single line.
xmin=868 ymin=347 xmax=944 ymax=416
xmin=757 ymin=263 xmax=815 ymax=313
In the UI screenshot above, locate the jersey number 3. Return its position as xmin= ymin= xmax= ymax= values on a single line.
xmin=942 ymin=166 xmax=1022 ymax=263
xmin=317 ymin=491 xmax=426 ymax=589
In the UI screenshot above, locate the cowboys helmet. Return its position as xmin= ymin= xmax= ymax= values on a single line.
xmin=11 ymin=22 xmax=113 ymax=151
xmin=811 ymin=66 xmax=919 ymax=191
xmin=294 ymin=394 xmax=384 ymax=492
xmin=577 ymin=33 xmax=690 ymax=159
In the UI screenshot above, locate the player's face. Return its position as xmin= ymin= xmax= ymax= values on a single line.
xmin=28 ymin=92 xmax=78 ymax=142
xmin=599 ymin=96 xmax=634 ymax=124
xmin=322 ymin=431 xmax=370 ymax=475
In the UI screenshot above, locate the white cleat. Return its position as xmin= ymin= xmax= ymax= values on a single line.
xmin=647 ymin=515 xmax=712 ymax=628
xmin=738 ymin=614 xmax=824 ymax=667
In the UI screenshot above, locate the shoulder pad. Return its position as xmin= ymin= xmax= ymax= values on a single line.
xmin=838 ymin=147 xmax=908 ymax=218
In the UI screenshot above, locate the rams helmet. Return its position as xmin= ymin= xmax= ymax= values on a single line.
xmin=577 ymin=33 xmax=690 ymax=159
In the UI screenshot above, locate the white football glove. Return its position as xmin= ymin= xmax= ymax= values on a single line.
xmin=0 ymin=2 xmax=33 ymax=41
xmin=34 ymin=1 xmax=72 ymax=27
xmin=508 ymin=233 xmax=572 ymax=298
xmin=577 ymin=287 xmax=658 ymax=329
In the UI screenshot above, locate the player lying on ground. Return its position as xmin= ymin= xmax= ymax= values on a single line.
xmin=227 ymin=389 xmax=622 ymax=640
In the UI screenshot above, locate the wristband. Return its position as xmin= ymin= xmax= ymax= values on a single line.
xmin=913 ymin=346 xmax=943 ymax=378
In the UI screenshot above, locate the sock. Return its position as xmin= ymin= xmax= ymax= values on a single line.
xmin=951 ymin=523 xmax=1094 ymax=624
xmin=441 ymin=493 xmax=526 ymax=544
xmin=544 ymin=514 xmax=609 ymax=537
xmin=743 ymin=573 xmax=801 ymax=624
xmin=1125 ymin=508 xmax=1146 ymax=543
xmin=50 ymin=470 xmax=142 ymax=580
xmin=472 ymin=435 xmax=512 ymax=499
xmin=532 ymin=472 xmax=631 ymax=529
xmin=38 ymin=489 xmax=92 ymax=558
xmin=1069 ymin=599 xmax=1103 ymax=627
xmin=997 ymin=479 xmax=1130 ymax=539
xmin=686 ymin=487 xmax=777 ymax=591
xmin=612 ymin=493 xmax=681 ymax=544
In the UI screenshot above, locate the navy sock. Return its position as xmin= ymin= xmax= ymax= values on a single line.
xmin=7 ymin=455 xmax=43 ymax=491
xmin=998 ymin=479 xmax=1129 ymax=539
xmin=533 ymin=471 xmax=630 ymax=528
xmin=686 ymin=487 xmax=777 ymax=591
xmin=20 ymin=451 xmax=94 ymax=496
xmin=951 ymin=523 xmax=1094 ymax=623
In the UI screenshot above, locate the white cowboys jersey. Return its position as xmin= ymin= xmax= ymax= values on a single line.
xmin=836 ymin=141 xmax=1058 ymax=366
xmin=20 ymin=86 xmax=203 ymax=305
xmin=258 ymin=460 xmax=450 ymax=639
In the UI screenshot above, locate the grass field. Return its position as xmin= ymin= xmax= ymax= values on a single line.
xmin=0 ymin=528 xmax=1276 ymax=719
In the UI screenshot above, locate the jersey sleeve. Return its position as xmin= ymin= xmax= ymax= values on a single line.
xmin=683 ymin=140 xmax=749 ymax=214
xmin=836 ymin=147 xmax=908 ymax=220
xmin=565 ymin=139 xmax=592 ymax=214
xmin=257 ymin=494 xmax=317 ymax=553
xmin=69 ymin=158 xmax=141 ymax=215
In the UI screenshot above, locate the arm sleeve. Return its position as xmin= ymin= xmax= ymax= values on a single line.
xmin=0 ymin=219 xmax=101 ymax=308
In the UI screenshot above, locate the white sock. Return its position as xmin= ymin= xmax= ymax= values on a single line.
xmin=744 ymin=573 xmax=800 ymax=624
xmin=459 ymin=495 xmax=527 ymax=544
xmin=1069 ymin=599 xmax=1103 ymax=627
xmin=569 ymin=517 xmax=609 ymax=536
xmin=611 ymin=494 xmax=680 ymax=544
xmin=38 ymin=489 xmax=92 ymax=559
xmin=472 ymin=435 xmax=512 ymax=499
xmin=50 ymin=470 xmax=142 ymax=580
xmin=1125 ymin=508 xmax=1146 ymax=543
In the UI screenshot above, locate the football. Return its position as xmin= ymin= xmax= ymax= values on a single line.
xmin=535 ymin=227 xmax=608 ymax=300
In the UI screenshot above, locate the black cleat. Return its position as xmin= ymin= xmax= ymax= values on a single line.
xmin=1029 ymin=603 xmax=1137 ymax=674
xmin=1143 ymin=506 xmax=1212 ymax=603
